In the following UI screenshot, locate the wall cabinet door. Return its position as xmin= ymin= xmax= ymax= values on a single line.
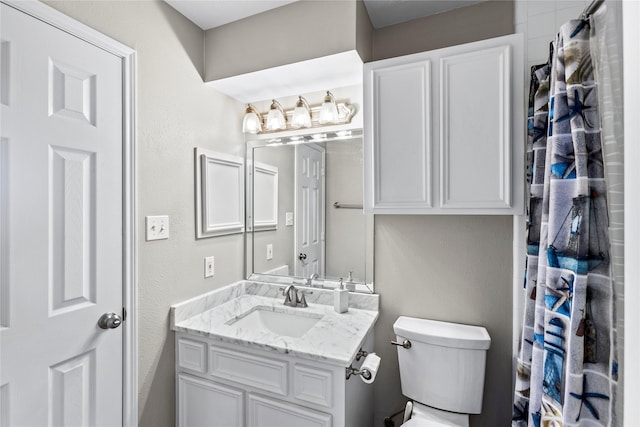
xmin=178 ymin=374 xmax=244 ymax=427
xmin=365 ymin=60 xmax=433 ymax=210
xmin=364 ymin=33 xmax=524 ymax=214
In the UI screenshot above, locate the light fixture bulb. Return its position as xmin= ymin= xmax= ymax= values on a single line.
xmin=291 ymin=96 xmax=312 ymax=129
xmin=318 ymin=91 xmax=339 ymax=124
xmin=242 ymin=104 xmax=262 ymax=134
xmin=266 ymin=99 xmax=287 ymax=131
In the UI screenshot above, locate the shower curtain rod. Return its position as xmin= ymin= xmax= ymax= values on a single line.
xmin=581 ymin=0 xmax=604 ymax=19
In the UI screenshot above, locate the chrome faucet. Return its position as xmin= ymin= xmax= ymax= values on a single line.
xmin=282 ymin=284 xmax=310 ymax=308
xmin=293 ymin=272 xmax=321 ymax=288
xmin=307 ymin=272 xmax=319 ymax=287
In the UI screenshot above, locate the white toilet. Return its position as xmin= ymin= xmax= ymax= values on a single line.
xmin=393 ymin=316 xmax=491 ymax=427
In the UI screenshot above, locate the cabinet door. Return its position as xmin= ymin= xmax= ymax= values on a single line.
xmin=177 ymin=374 xmax=244 ymax=427
xmin=247 ymin=394 xmax=332 ymax=427
xmin=439 ymin=44 xmax=514 ymax=211
xmin=364 ymin=60 xmax=432 ymax=211
xmin=364 ymin=33 xmax=524 ymax=214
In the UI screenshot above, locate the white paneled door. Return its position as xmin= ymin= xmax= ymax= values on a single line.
xmin=294 ymin=144 xmax=325 ymax=278
xmin=1 ymin=4 xmax=125 ymax=426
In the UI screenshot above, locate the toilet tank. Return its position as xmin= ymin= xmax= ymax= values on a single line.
xmin=393 ymin=316 xmax=491 ymax=414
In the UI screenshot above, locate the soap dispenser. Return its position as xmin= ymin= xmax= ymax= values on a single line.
xmin=334 ymin=278 xmax=348 ymax=313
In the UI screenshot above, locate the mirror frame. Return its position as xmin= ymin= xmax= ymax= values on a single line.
xmin=195 ymin=148 xmax=245 ymax=239
xmin=244 ymin=129 xmax=374 ymax=292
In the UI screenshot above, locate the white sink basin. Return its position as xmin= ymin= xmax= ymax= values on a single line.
xmin=228 ymin=306 xmax=323 ymax=338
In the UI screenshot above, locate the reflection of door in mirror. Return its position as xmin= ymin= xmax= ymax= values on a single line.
xmin=295 ymin=144 xmax=325 ymax=277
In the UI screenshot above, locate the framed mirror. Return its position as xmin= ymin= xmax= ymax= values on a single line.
xmin=245 ymin=129 xmax=373 ymax=292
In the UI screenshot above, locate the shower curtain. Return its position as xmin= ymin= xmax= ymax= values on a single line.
xmin=513 ymin=16 xmax=619 ymax=427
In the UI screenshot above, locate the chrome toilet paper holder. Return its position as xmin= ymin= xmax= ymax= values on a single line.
xmin=346 ymin=347 xmax=373 ymax=380
xmin=345 ymin=365 xmax=372 ymax=381
xmin=355 ymin=348 xmax=368 ymax=361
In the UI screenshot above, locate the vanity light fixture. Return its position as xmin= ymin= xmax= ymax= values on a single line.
xmin=266 ymin=99 xmax=287 ymax=131
xmin=242 ymin=104 xmax=262 ymax=134
xmin=291 ymin=96 xmax=312 ymax=129
xmin=241 ymin=91 xmax=355 ymax=134
xmin=318 ymin=91 xmax=339 ymax=124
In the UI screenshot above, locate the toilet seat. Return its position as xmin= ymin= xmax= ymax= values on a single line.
xmin=400 ymin=402 xmax=468 ymax=427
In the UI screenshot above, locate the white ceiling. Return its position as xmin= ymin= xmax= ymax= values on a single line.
xmin=165 ymin=0 xmax=487 ymax=31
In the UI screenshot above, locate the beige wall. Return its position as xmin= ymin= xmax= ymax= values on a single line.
xmin=369 ymin=3 xmax=515 ymax=426
xmin=372 ymin=0 xmax=514 ymax=60
xmin=44 ymin=2 xmax=245 ymax=425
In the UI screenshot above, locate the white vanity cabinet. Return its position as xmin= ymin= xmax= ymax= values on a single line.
xmin=175 ymin=333 xmax=373 ymax=427
xmin=364 ymin=33 xmax=524 ymax=214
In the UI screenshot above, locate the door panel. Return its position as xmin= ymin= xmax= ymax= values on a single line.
xmin=295 ymin=144 xmax=325 ymax=277
xmin=0 ymin=4 xmax=123 ymax=425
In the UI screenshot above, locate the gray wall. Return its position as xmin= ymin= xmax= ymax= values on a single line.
xmin=325 ymin=138 xmax=369 ymax=282
xmin=374 ymin=216 xmax=514 ymax=426
xmin=252 ymin=145 xmax=295 ymax=275
xmin=369 ymin=2 xmax=515 ymax=426
xmin=44 ymin=2 xmax=245 ymax=426
xmin=356 ymin=0 xmax=374 ymax=63
xmin=372 ymin=0 xmax=514 ymax=60
xmin=204 ymin=1 xmax=360 ymax=81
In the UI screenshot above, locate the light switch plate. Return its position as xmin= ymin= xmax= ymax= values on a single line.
xmin=266 ymin=244 xmax=273 ymax=260
xmin=146 ymin=215 xmax=169 ymax=241
xmin=285 ymin=212 xmax=294 ymax=226
xmin=204 ymin=256 xmax=214 ymax=278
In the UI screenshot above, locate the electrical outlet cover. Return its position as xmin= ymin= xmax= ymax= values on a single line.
xmin=205 ymin=256 xmax=214 ymax=278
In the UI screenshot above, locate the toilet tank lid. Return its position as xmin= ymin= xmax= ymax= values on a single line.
xmin=393 ymin=316 xmax=491 ymax=350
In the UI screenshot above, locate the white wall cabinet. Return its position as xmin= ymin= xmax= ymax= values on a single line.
xmin=364 ymin=34 xmax=524 ymax=214
xmin=175 ymin=333 xmax=373 ymax=427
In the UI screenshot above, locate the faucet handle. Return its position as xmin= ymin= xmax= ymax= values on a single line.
xmin=297 ymin=290 xmax=312 ymax=308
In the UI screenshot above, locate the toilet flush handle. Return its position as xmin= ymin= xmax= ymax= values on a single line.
xmin=390 ymin=339 xmax=412 ymax=349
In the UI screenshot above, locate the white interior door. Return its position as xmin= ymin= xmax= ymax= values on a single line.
xmin=294 ymin=144 xmax=325 ymax=278
xmin=0 ymin=4 xmax=124 ymax=425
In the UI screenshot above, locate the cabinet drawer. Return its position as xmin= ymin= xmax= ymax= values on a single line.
xmin=247 ymin=394 xmax=332 ymax=427
xmin=210 ymin=345 xmax=288 ymax=396
xmin=293 ymin=364 xmax=333 ymax=408
xmin=178 ymin=338 xmax=207 ymax=373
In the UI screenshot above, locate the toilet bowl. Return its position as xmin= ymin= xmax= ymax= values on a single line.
xmin=393 ymin=316 xmax=491 ymax=427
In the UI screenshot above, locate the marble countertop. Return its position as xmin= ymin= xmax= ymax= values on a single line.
xmin=171 ymin=281 xmax=379 ymax=366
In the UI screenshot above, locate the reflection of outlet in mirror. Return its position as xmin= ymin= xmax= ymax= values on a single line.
xmin=146 ymin=215 xmax=169 ymax=241
xmin=285 ymin=212 xmax=294 ymax=226
xmin=204 ymin=256 xmax=214 ymax=278
xmin=266 ymin=244 xmax=273 ymax=260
